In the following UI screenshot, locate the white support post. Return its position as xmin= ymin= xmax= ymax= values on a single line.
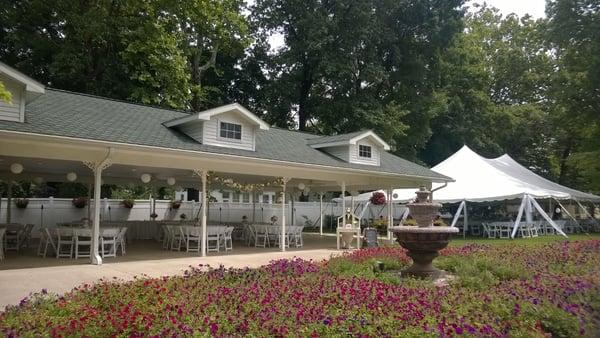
xmin=525 ymin=195 xmax=533 ymax=224
xmin=319 ymin=193 xmax=324 ymax=236
xmin=400 ymin=206 xmax=410 ymax=223
xmin=576 ymin=200 xmax=593 ymax=219
xmin=340 ymin=182 xmax=346 ymax=217
xmin=530 ymin=196 xmax=567 ymax=237
xmin=387 ymin=187 xmax=393 ymax=240
xmin=281 ymin=178 xmax=290 ymax=251
xmin=201 ymin=171 xmax=207 ymax=257
xmin=463 ymin=200 xmax=468 ymax=238
xmin=554 ymin=198 xmax=585 ymax=233
xmin=511 ymin=195 xmax=528 ymax=238
xmin=84 ymin=149 xmax=113 ymax=265
xmin=451 ymin=200 xmax=465 ymax=227
xmin=91 ymin=167 xmax=103 ymax=264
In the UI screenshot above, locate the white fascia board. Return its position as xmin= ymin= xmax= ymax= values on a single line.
xmin=349 ymin=131 xmax=391 ymax=150
xmin=0 ymin=61 xmax=45 ymax=95
xmin=163 ymin=103 xmax=270 ymax=130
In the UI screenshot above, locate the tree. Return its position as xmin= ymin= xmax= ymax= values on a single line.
xmin=252 ymin=0 xmax=465 ymax=160
xmin=0 ymin=0 xmax=249 ymax=111
xmin=546 ymin=0 xmax=600 ymax=192
xmin=0 ymin=82 xmax=11 ymax=103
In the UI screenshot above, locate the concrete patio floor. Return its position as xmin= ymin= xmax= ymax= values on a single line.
xmin=0 ymin=234 xmax=342 ymax=309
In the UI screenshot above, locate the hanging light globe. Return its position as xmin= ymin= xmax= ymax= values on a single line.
xmin=140 ymin=173 xmax=151 ymax=184
xmin=66 ymin=172 xmax=77 ymax=182
xmin=10 ymin=163 xmax=23 ymax=174
xmin=166 ymin=177 xmax=176 ymax=186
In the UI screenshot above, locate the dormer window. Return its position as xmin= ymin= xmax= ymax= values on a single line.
xmin=359 ymin=145 xmax=372 ymax=158
xmin=220 ymin=121 xmax=242 ymax=140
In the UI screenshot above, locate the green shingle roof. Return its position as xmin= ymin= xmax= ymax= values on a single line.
xmin=306 ymin=130 xmax=369 ymax=145
xmin=0 ymin=88 xmax=450 ymax=181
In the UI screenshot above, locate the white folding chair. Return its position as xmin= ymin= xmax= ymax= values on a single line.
xmin=186 ymin=227 xmax=201 ymax=253
xmin=37 ymin=227 xmax=57 ymax=258
xmin=268 ymin=225 xmax=287 ymax=248
xmin=222 ymin=226 xmax=234 ymax=251
xmin=293 ymin=226 xmax=304 ymax=248
xmin=254 ymin=225 xmax=268 ymax=248
xmin=74 ymin=228 xmax=93 ymax=259
xmin=20 ymin=224 xmax=34 ymax=249
xmin=498 ymin=223 xmax=511 ymax=239
xmin=115 ymin=227 xmax=128 ymax=255
xmin=100 ymin=228 xmax=119 ymax=258
xmin=56 ymin=227 xmax=74 ymax=258
xmin=207 ymin=227 xmax=220 ymax=252
xmin=170 ymin=226 xmax=184 ymax=251
xmin=5 ymin=224 xmax=23 ymax=252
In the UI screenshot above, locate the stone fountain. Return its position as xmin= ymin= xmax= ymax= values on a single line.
xmin=390 ymin=187 xmax=458 ymax=279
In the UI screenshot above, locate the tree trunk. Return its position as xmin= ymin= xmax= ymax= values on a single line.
xmin=557 ymin=141 xmax=572 ymax=185
xmin=298 ymin=61 xmax=313 ymax=131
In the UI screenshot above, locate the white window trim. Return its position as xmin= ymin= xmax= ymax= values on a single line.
xmin=217 ymin=119 xmax=243 ymax=144
xmin=358 ymin=144 xmax=372 ymax=159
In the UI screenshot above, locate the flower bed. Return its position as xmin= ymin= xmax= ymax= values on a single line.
xmin=1 ymin=241 xmax=599 ymax=337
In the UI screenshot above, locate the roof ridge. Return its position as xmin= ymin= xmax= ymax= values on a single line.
xmin=46 ymin=88 xmax=193 ymax=116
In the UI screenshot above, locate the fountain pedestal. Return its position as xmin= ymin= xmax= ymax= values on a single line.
xmin=390 ymin=188 xmax=458 ymax=279
xmin=391 ymin=226 xmax=458 ymax=278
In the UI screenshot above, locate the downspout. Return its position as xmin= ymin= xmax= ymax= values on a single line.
xmin=430 ymin=182 xmax=448 ymax=202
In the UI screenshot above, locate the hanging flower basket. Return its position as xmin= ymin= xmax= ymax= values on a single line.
xmin=72 ymin=197 xmax=88 ymax=209
xmin=121 ymin=199 xmax=135 ymax=209
xmin=171 ymin=200 xmax=182 ymax=209
xmin=370 ymin=192 xmax=387 ymax=205
xmin=14 ymin=198 xmax=29 ymax=209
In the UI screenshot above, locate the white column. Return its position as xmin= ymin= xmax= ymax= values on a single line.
xmin=340 ymin=182 xmax=346 ymax=216
xmin=463 ymin=200 xmax=468 ymax=238
xmin=201 ymin=171 xmax=207 ymax=257
xmin=387 ymin=187 xmax=393 ymax=239
xmin=319 ymin=193 xmax=324 ymax=236
xmin=280 ymin=178 xmax=289 ymax=251
xmin=91 ymin=166 xmax=103 ymax=265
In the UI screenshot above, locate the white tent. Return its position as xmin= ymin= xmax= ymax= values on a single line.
xmin=341 ymin=146 xmax=600 ymax=237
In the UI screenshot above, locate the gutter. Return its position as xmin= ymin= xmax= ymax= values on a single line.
xmin=0 ymin=129 xmax=454 ymax=183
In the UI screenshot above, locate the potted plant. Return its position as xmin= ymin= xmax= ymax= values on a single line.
xmin=121 ymin=199 xmax=135 ymax=209
xmin=369 ymin=192 xmax=387 ymax=205
xmin=14 ymin=198 xmax=29 ymax=209
xmin=402 ymin=219 xmax=417 ymax=226
xmin=72 ymin=197 xmax=88 ymax=209
xmin=433 ymin=219 xmax=448 ymax=227
xmin=171 ymin=200 xmax=182 ymax=209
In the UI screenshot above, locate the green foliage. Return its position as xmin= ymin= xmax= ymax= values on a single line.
xmin=0 ymin=81 xmax=11 ymax=103
xmin=435 ymin=254 xmax=530 ymax=290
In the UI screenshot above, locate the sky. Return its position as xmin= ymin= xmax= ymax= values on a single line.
xmin=267 ymin=0 xmax=547 ymax=49
xmin=471 ymin=0 xmax=547 ymax=18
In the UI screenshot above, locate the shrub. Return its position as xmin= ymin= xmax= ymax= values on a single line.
xmin=369 ymin=191 xmax=386 ymax=205
xmin=14 ymin=198 xmax=29 ymax=209
xmin=121 ymin=199 xmax=135 ymax=208
xmin=71 ymin=197 xmax=88 ymax=208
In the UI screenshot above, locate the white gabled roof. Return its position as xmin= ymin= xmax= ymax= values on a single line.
xmin=340 ymin=145 xmax=600 ymax=203
xmin=0 ymin=61 xmax=45 ymax=98
xmin=164 ymin=103 xmax=270 ymax=130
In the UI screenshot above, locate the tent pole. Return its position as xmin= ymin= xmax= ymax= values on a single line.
xmin=463 ymin=200 xmax=468 ymax=238
xmin=511 ymin=196 xmax=527 ymax=238
xmin=554 ymin=198 xmax=587 ymax=235
xmin=450 ymin=201 xmax=465 ymax=227
xmin=530 ymin=197 xmax=567 ymax=237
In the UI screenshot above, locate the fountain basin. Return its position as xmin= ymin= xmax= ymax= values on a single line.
xmin=391 ymin=226 xmax=459 ymax=279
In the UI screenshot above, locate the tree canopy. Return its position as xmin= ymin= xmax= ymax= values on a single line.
xmin=0 ymin=0 xmax=598 ymax=193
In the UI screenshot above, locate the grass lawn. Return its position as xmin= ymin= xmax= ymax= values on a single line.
xmin=1 ymin=236 xmax=599 ymax=337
